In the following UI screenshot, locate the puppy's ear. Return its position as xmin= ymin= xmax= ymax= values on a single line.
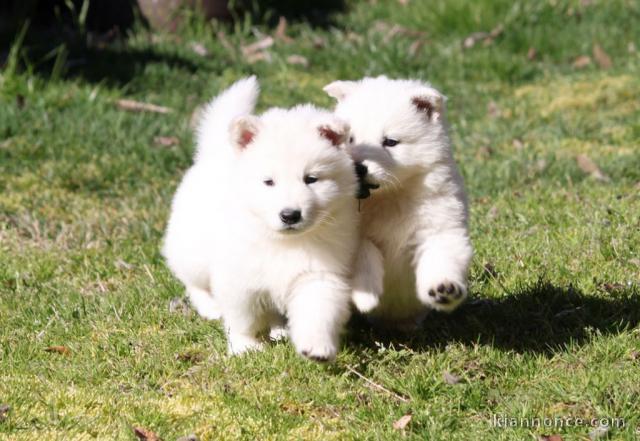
xmin=318 ymin=119 xmax=350 ymax=148
xmin=411 ymin=90 xmax=446 ymax=121
xmin=323 ymin=81 xmax=357 ymax=102
xmin=230 ymin=115 xmax=260 ymax=150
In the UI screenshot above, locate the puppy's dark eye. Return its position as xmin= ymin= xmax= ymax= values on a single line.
xmin=349 ymin=136 xmax=355 ymax=144
xmin=303 ymin=175 xmax=318 ymax=185
xmin=263 ymin=179 xmax=275 ymax=186
xmin=382 ymin=137 xmax=399 ymax=147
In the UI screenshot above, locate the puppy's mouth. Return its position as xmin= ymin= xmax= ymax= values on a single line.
xmin=277 ymin=222 xmax=311 ymax=235
xmin=276 ymin=213 xmax=325 ymax=236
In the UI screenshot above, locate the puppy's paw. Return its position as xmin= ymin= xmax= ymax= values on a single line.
xmin=292 ymin=332 xmax=338 ymax=362
xmin=227 ymin=334 xmax=264 ymax=356
xmin=269 ymin=325 xmax=288 ymax=342
xmin=419 ymin=280 xmax=467 ymax=312
xmin=299 ymin=343 xmax=337 ymax=363
xmin=352 ymin=290 xmax=380 ymax=313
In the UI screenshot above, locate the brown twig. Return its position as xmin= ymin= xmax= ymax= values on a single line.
xmin=346 ymin=365 xmax=410 ymax=403
xmin=116 ymin=99 xmax=172 ymax=114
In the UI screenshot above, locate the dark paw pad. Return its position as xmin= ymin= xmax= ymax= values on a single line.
xmin=301 ymin=350 xmax=330 ymax=363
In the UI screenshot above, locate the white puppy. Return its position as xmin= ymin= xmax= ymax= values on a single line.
xmin=163 ymin=77 xmax=359 ymax=360
xmin=324 ymin=76 xmax=473 ymax=326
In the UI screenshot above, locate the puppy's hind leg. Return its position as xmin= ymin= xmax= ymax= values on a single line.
xmin=352 ymin=239 xmax=384 ymax=313
xmin=187 ymin=285 xmax=222 ymax=320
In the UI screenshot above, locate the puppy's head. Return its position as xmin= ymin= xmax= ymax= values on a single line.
xmin=324 ymin=76 xmax=450 ymax=192
xmin=230 ymin=105 xmax=356 ymax=236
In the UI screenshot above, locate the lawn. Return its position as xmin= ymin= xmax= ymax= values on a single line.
xmin=1 ymin=0 xmax=639 ymax=439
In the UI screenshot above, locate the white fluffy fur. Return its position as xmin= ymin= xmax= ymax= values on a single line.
xmin=324 ymin=76 xmax=473 ymax=325
xmin=163 ymin=77 xmax=359 ymax=360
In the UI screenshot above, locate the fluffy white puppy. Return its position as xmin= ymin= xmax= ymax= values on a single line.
xmin=324 ymin=76 xmax=473 ymax=326
xmin=163 ymin=77 xmax=358 ymax=360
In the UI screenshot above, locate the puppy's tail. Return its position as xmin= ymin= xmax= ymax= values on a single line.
xmin=194 ymin=76 xmax=259 ymax=162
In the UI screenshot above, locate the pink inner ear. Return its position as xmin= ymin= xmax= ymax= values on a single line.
xmin=412 ymin=97 xmax=435 ymax=119
xmin=239 ymin=129 xmax=255 ymax=148
xmin=318 ymin=126 xmax=343 ymax=147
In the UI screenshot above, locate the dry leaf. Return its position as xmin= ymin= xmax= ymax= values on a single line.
xmin=393 ymin=414 xmax=412 ymax=430
xmin=535 ymin=158 xmax=548 ymax=172
xmin=476 ymin=146 xmax=493 ymax=159
xmin=134 ymin=426 xmax=161 ymax=441
xmin=487 ymin=101 xmax=500 ymax=118
xmin=189 ymin=42 xmax=208 ymax=57
xmin=527 ymin=47 xmax=537 ymax=60
xmin=374 ymin=21 xmax=426 ymax=43
xmin=443 ymin=371 xmax=461 ymax=385
xmin=45 ymin=345 xmax=71 ymax=355
xmin=117 ymin=99 xmax=171 ymax=114
xmin=463 ymin=24 xmax=503 ymax=49
xmin=408 ymin=39 xmax=426 ymax=56
xmin=286 ymin=55 xmax=309 ymax=67
xmin=176 ymin=435 xmax=199 ymax=441
xmin=593 ymin=44 xmax=612 ymax=69
xmin=629 ymin=42 xmax=637 ymax=53
xmin=0 ymin=404 xmax=10 ymax=422
xmin=572 ymin=55 xmax=591 ymax=69
xmin=346 ymin=31 xmax=364 ymax=44
xmin=175 ymin=351 xmax=205 ymax=363
xmin=245 ymin=51 xmax=272 ymax=64
xmin=538 ymin=436 xmax=563 ymax=441
xmin=275 ymin=16 xmax=293 ymax=43
xmin=115 ymin=259 xmax=134 ymax=270
xmin=154 ymin=136 xmax=179 ymax=147
xmin=512 ymin=138 xmax=524 ymax=150
xmin=576 ymin=154 xmax=609 ymax=181
xmin=241 ymin=36 xmax=274 ymax=57
xmin=463 ymin=32 xmax=488 ymax=49
xmin=312 ymin=36 xmax=327 ymax=49
xmin=486 ymin=205 xmax=499 ymax=221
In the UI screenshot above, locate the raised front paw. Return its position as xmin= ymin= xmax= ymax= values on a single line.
xmin=419 ymin=280 xmax=467 ymax=312
xmin=352 ymin=289 xmax=380 ymax=313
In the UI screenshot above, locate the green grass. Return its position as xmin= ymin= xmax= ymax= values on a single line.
xmin=1 ymin=0 xmax=640 ymax=439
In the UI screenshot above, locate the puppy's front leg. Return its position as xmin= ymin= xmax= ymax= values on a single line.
xmin=186 ymin=285 xmax=222 ymax=320
xmin=415 ymin=227 xmax=472 ymax=312
xmin=287 ymin=275 xmax=351 ymax=362
xmin=218 ymin=293 xmax=265 ymax=355
xmin=352 ymin=239 xmax=384 ymax=313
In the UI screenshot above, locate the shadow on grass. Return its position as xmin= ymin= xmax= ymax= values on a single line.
xmin=1 ymin=31 xmax=205 ymax=89
xmin=346 ymin=280 xmax=640 ymax=355
xmin=236 ymin=0 xmax=346 ymax=28
xmin=62 ymin=44 xmax=203 ymax=87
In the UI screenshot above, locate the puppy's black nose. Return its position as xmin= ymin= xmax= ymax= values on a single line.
xmin=355 ymin=162 xmax=368 ymax=178
xmin=279 ymin=209 xmax=302 ymax=225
